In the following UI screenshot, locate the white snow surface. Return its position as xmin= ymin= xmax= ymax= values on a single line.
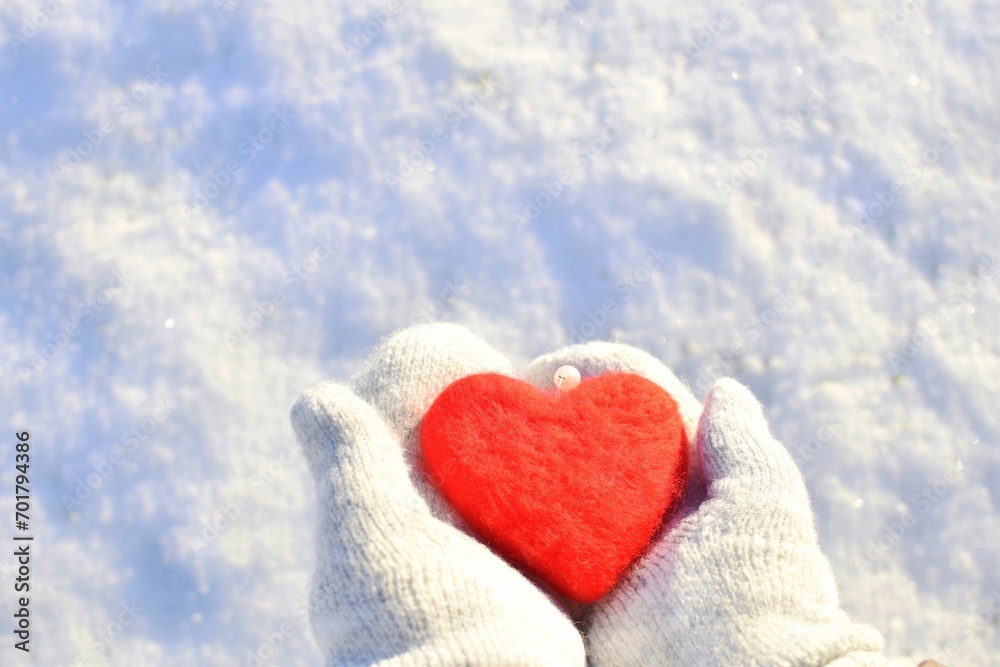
xmin=1 ymin=0 xmax=999 ymax=665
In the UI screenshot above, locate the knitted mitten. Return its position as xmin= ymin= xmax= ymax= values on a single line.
xmin=290 ymin=324 xmax=585 ymax=666
xmin=584 ymin=376 xmax=892 ymax=666
xmin=294 ymin=324 xmax=902 ymax=666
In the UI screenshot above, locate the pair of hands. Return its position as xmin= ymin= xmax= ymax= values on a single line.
xmin=291 ymin=324 xmax=900 ymax=666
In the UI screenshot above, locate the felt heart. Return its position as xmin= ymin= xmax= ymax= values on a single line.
xmin=420 ymin=372 xmax=688 ymax=604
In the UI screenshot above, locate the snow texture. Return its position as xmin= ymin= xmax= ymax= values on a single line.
xmin=0 ymin=0 xmax=998 ymax=664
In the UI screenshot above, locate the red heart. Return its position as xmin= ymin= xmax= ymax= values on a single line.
xmin=420 ymin=372 xmax=688 ymax=603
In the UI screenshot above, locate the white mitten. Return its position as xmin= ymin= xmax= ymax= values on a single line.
xmin=528 ymin=344 xmax=899 ymax=666
xmin=291 ymin=324 xmax=585 ymax=666
xmin=295 ymin=325 xmax=908 ymax=667
xmin=588 ymin=377 xmax=891 ymax=666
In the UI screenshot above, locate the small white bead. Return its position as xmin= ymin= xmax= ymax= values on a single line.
xmin=553 ymin=365 xmax=582 ymax=391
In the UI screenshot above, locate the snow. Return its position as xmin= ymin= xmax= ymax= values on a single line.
xmin=1 ymin=0 xmax=998 ymax=664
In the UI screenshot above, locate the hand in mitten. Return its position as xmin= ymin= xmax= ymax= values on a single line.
xmin=290 ymin=325 xmax=585 ymax=666
xmin=527 ymin=344 xmax=895 ymax=666
xmin=294 ymin=324 xmax=913 ymax=667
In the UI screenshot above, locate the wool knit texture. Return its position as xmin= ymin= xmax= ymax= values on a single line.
xmin=291 ymin=324 xmax=585 ymax=666
xmin=292 ymin=323 xmax=910 ymax=666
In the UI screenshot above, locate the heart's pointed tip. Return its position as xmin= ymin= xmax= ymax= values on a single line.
xmin=549 ymin=566 xmax=623 ymax=604
xmin=566 ymin=583 xmax=614 ymax=605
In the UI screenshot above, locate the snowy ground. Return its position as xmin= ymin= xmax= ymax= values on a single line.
xmin=1 ymin=0 xmax=999 ymax=664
